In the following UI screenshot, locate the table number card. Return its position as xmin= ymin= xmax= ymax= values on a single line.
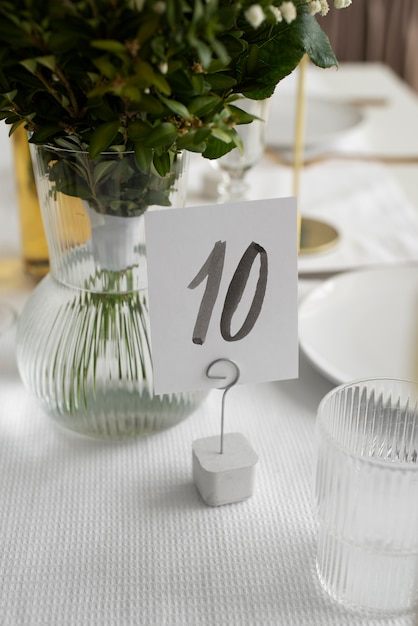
xmin=145 ymin=197 xmax=298 ymax=396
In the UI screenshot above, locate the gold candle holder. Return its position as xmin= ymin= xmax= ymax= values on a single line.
xmin=293 ymin=56 xmax=338 ymax=254
xmin=11 ymin=126 xmax=49 ymax=279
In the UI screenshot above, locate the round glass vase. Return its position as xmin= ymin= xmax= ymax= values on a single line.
xmin=16 ymin=145 xmax=206 ymax=439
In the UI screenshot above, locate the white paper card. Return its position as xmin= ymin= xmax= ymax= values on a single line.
xmin=145 ymin=197 xmax=298 ymax=395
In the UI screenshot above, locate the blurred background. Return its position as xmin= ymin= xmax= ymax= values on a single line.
xmin=322 ymin=0 xmax=418 ymax=92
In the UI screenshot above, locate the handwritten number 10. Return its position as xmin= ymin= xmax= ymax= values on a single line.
xmin=188 ymin=241 xmax=268 ymax=345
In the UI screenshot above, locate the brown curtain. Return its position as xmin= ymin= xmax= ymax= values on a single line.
xmin=322 ymin=0 xmax=418 ymax=92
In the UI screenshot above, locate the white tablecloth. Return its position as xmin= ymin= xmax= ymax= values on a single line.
xmin=2 ymin=339 xmax=415 ymax=626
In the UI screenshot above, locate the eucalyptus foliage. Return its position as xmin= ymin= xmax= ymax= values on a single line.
xmin=0 ymin=0 xmax=339 ymax=215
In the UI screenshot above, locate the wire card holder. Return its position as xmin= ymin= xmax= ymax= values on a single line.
xmin=192 ymin=358 xmax=259 ymax=507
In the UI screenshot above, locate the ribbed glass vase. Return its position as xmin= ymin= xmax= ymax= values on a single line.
xmin=16 ymin=145 xmax=206 ymax=438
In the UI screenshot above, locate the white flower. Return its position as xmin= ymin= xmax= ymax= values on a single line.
xmin=334 ymin=0 xmax=352 ymax=7
xmin=279 ymin=1 xmax=297 ymax=24
xmin=159 ymin=61 xmax=168 ymax=75
xmin=307 ymin=0 xmax=322 ymax=15
xmin=244 ymin=4 xmax=266 ymax=28
xmin=319 ymin=0 xmax=329 ymax=15
xmin=269 ymin=5 xmax=283 ymax=21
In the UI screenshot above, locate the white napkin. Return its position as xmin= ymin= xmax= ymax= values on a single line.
xmin=297 ymin=159 xmax=418 ymax=274
xmin=187 ymin=154 xmax=418 ymax=276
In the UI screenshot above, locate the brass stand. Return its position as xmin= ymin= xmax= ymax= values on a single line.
xmin=293 ymin=57 xmax=339 ymax=256
xmin=299 ymin=217 xmax=339 ymax=255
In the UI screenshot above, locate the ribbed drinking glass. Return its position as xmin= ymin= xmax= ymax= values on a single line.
xmin=313 ymin=378 xmax=418 ymax=614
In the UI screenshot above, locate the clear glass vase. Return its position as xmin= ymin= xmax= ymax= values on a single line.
xmin=16 ymin=145 xmax=206 ymax=438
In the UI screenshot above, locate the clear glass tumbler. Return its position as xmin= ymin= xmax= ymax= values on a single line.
xmin=313 ymin=378 xmax=418 ymax=615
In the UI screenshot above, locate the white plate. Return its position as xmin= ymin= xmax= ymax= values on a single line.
xmin=299 ymin=265 xmax=418 ymax=384
xmin=266 ymin=95 xmax=364 ymax=148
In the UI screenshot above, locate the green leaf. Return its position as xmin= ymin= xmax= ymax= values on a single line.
xmin=88 ymin=121 xmax=120 ymax=159
xmin=109 ymin=200 xmax=136 ymax=213
xmin=36 ymin=56 xmax=56 ymax=72
xmin=152 ymin=73 xmax=171 ymax=96
xmin=134 ymin=143 xmax=153 ymax=172
xmin=190 ymin=74 xmax=206 ymax=95
xmin=94 ymin=161 xmax=115 ymax=183
xmin=134 ymin=60 xmax=156 ymax=85
xmin=2 ymin=90 xmax=17 ymax=103
xmin=204 ymin=73 xmax=237 ymax=91
xmin=245 ymin=44 xmax=259 ymax=76
xmin=92 ymin=56 xmax=118 ymax=80
xmin=300 ymin=14 xmax=338 ymax=68
xmin=189 ymin=95 xmax=220 ymax=117
xmin=150 ymin=36 xmax=166 ymax=59
xmin=194 ymin=40 xmax=212 ymax=69
xmin=210 ymin=38 xmax=230 ymax=66
xmin=229 ymin=127 xmax=243 ymax=153
xmin=219 ymin=34 xmax=247 ymax=58
xmin=4 ymin=114 xmax=20 ymax=124
xmin=167 ymin=70 xmax=195 ymax=96
xmin=160 ymin=96 xmax=191 ymax=120
xmin=185 ymin=141 xmax=207 ymax=153
xmin=29 ymin=126 xmax=62 ymax=143
xmin=176 ymin=130 xmax=210 ymax=151
xmin=152 ymin=152 xmax=171 ymax=177
xmin=128 ymin=120 xmax=151 ymax=141
xmin=146 ymin=189 xmax=172 ymax=206
xmin=202 ymin=135 xmax=236 ymax=160
xmin=54 ymin=137 xmax=83 ymax=150
xmin=121 ymin=86 xmax=141 ymax=102
xmin=59 ymin=181 xmax=92 ymax=201
xmin=9 ymin=119 xmax=25 ymax=135
xmin=143 ymin=122 xmax=177 ymax=148
xmin=138 ymin=95 xmax=165 ymax=115
xmin=137 ymin=15 xmax=160 ymax=45
xmin=239 ymin=11 xmax=337 ymax=100
xmin=176 ymin=131 xmax=197 ymax=149
xmin=20 ymin=59 xmax=37 ymax=74
xmin=194 ymin=127 xmax=211 ymax=143
xmin=91 ymin=40 xmax=128 ymax=55
xmin=227 ymin=104 xmax=260 ymax=124
xmin=211 ymin=127 xmax=233 ymax=144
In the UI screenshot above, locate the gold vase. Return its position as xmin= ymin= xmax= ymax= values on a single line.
xmin=11 ymin=126 xmax=49 ymax=279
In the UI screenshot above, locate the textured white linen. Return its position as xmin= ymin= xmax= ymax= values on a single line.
xmin=1 ymin=343 xmax=416 ymax=626
xmin=297 ymin=159 xmax=418 ymax=274
xmin=188 ymin=155 xmax=418 ymax=276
